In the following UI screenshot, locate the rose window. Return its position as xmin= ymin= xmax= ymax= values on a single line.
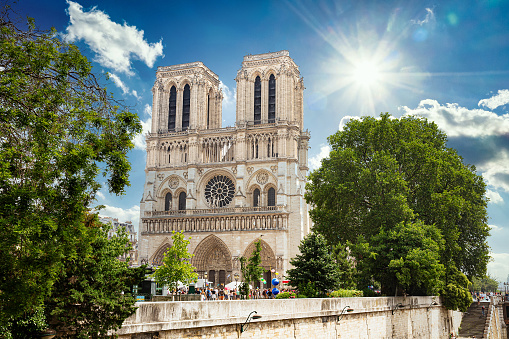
xmin=204 ymin=175 xmax=235 ymax=208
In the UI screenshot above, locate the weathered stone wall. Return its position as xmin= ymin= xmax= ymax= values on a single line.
xmin=113 ymin=297 xmax=463 ymax=338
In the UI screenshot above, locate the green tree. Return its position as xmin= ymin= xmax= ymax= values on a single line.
xmin=306 ymin=114 xmax=489 ymax=309
xmin=287 ymin=233 xmax=341 ymax=296
xmin=0 ymin=8 xmax=141 ymax=330
xmin=332 ymin=242 xmax=356 ymax=290
xmin=359 ymin=221 xmax=445 ymax=296
xmin=153 ymin=231 xmax=198 ymax=292
xmin=240 ymin=240 xmax=264 ymax=294
xmin=471 ymin=274 xmax=499 ymax=292
xmin=44 ymin=213 xmax=146 ymax=338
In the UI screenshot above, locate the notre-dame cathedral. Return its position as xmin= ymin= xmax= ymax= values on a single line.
xmin=138 ymin=50 xmax=310 ymax=288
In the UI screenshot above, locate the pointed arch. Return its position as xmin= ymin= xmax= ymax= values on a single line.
xmin=243 ymin=239 xmax=276 ymax=270
xmin=254 ymin=76 xmax=261 ymax=124
xmin=182 ymin=84 xmax=190 ymax=130
xmin=168 ymin=85 xmax=177 ymax=130
xmin=178 ymin=191 xmax=186 ymax=210
xmin=151 ymin=240 xmax=172 ymax=266
xmin=268 ymin=73 xmax=276 ymax=123
xmin=192 ymin=235 xmax=232 ymax=272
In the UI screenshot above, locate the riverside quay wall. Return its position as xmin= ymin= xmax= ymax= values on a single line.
xmin=113 ymin=296 xmax=463 ymax=338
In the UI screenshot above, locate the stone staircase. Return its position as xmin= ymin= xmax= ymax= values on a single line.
xmin=458 ymin=301 xmax=487 ymax=338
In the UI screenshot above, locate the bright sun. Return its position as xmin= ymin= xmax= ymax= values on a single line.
xmin=352 ymin=60 xmax=381 ymax=87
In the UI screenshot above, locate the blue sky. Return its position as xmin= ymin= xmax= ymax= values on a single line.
xmin=15 ymin=0 xmax=509 ymax=283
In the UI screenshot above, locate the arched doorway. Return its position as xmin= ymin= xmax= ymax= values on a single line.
xmin=192 ymin=235 xmax=233 ymax=288
xmin=151 ymin=241 xmax=172 ymax=266
xmin=243 ymin=239 xmax=276 ymax=289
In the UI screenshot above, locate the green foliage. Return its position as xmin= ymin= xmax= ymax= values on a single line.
xmin=299 ymin=281 xmax=318 ymax=298
xmin=287 ymin=233 xmax=342 ymax=296
xmin=305 ymin=114 xmax=489 ymax=309
xmin=239 ymin=257 xmax=250 ymax=298
xmin=44 ymin=214 xmax=146 ymax=338
xmin=329 ymin=289 xmax=364 ymax=298
xmin=0 ymin=8 xmax=141 ymax=328
xmin=442 ymin=266 xmax=472 ymax=312
xmin=471 ymin=274 xmax=499 ymax=292
xmin=240 ymin=240 xmax=264 ymax=295
xmin=332 ymin=242 xmax=357 ymax=289
xmin=275 ymin=292 xmax=297 ymax=299
xmin=153 ymin=231 xmax=198 ymax=291
xmin=361 ymin=288 xmax=379 ymax=297
xmin=1 ymin=307 xmax=47 ymax=339
xmin=365 ymin=221 xmax=445 ymax=296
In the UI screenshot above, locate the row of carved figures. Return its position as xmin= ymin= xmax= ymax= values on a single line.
xmin=143 ymin=214 xmax=288 ymax=233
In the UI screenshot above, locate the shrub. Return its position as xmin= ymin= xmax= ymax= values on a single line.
xmin=329 ymin=289 xmax=363 ymax=298
xmin=275 ymin=292 xmax=297 ymax=299
xmin=361 ymin=288 xmax=380 ymax=297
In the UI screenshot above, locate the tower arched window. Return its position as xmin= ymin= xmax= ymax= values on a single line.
xmin=164 ymin=192 xmax=172 ymax=211
xmin=168 ymin=86 xmax=177 ymax=130
xmin=268 ymin=187 xmax=276 ymax=206
xmin=207 ymin=93 xmax=210 ymax=129
xmin=182 ymin=84 xmax=190 ymax=130
xmin=253 ymin=188 xmax=260 ymax=207
xmin=178 ymin=191 xmax=186 ymax=210
xmin=254 ymin=76 xmax=261 ymax=124
xmin=268 ymin=74 xmax=276 ymax=123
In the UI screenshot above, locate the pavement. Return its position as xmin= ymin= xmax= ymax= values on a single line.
xmin=457 ymin=301 xmax=488 ymax=339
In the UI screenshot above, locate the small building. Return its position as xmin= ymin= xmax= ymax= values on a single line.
xmin=99 ymin=216 xmax=138 ymax=265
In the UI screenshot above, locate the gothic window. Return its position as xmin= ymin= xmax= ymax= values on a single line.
xmin=254 ymin=76 xmax=261 ymax=124
xmin=204 ymin=175 xmax=235 ymax=208
xmin=268 ymin=187 xmax=276 ymax=206
xmin=178 ymin=191 xmax=186 ymax=210
xmin=165 ymin=192 xmax=172 ymax=211
xmin=182 ymin=84 xmax=190 ymax=130
xmin=253 ymin=188 xmax=260 ymax=207
xmin=168 ymin=86 xmax=177 ymax=130
xmin=207 ymin=94 xmax=210 ymax=129
xmin=268 ymin=74 xmax=276 ymax=123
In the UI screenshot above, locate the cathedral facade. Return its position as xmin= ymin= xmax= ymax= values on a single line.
xmin=138 ymin=50 xmax=310 ymax=288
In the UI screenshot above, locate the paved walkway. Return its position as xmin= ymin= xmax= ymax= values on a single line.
xmin=457 ymin=301 xmax=487 ymax=338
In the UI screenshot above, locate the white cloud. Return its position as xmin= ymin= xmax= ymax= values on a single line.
xmin=479 ymin=89 xmax=509 ymax=110
xmin=489 ymin=224 xmax=503 ymax=232
xmin=108 ymin=73 xmax=140 ymax=98
xmin=219 ymin=81 xmax=235 ymax=107
xmin=411 ymin=8 xmax=435 ymax=26
xmin=133 ymin=105 xmax=152 ymax=150
xmin=477 ymin=149 xmax=509 ymax=192
xmin=99 ymin=204 xmax=140 ymax=230
xmin=488 ymin=252 xmax=509 ymax=282
xmin=143 ymin=103 xmax=152 ymax=117
xmin=401 ymin=99 xmax=509 ymax=138
xmin=486 ymin=189 xmax=504 ymax=205
xmin=96 ymin=191 xmax=105 ymax=200
xmin=309 ymin=144 xmax=331 ymax=171
xmin=338 ymin=115 xmax=362 ymax=131
xmin=64 ymin=1 xmax=163 ymax=75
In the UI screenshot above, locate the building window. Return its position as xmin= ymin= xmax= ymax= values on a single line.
xmin=182 ymin=84 xmax=190 ymax=130
xmin=165 ymin=192 xmax=172 ymax=211
xmin=168 ymin=86 xmax=176 ymax=130
xmin=207 ymin=94 xmax=210 ymax=129
xmin=253 ymin=188 xmax=260 ymax=207
xmin=254 ymin=76 xmax=261 ymax=124
xmin=204 ymin=175 xmax=235 ymax=208
xmin=268 ymin=187 xmax=276 ymax=206
xmin=268 ymin=74 xmax=276 ymax=123
xmin=178 ymin=191 xmax=186 ymax=210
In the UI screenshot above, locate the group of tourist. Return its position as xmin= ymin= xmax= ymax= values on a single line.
xmin=193 ymin=287 xmax=291 ymax=301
